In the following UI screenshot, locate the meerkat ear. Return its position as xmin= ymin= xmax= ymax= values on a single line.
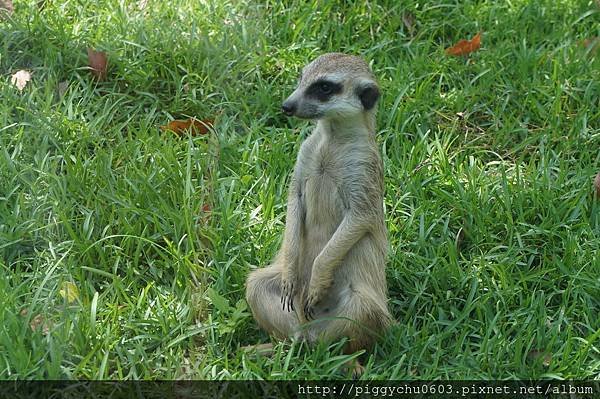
xmin=357 ymin=83 xmax=380 ymax=110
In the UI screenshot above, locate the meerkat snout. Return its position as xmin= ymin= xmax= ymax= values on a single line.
xmin=281 ymin=101 xmax=296 ymax=116
xmin=281 ymin=53 xmax=380 ymax=120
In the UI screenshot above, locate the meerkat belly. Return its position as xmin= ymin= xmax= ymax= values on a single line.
xmin=304 ymin=173 xmax=344 ymax=229
xmin=299 ymin=171 xmax=344 ymax=280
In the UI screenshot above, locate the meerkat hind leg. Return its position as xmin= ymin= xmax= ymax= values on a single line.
xmin=319 ymin=287 xmax=390 ymax=378
xmin=245 ymin=264 xmax=300 ymax=340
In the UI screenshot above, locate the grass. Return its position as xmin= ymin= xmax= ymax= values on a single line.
xmin=0 ymin=0 xmax=599 ymax=380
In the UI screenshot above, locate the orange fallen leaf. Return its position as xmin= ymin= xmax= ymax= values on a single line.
xmin=11 ymin=70 xmax=31 ymax=91
xmin=446 ymin=32 xmax=482 ymax=56
xmin=87 ymin=48 xmax=108 ymax=80
xmin=160 ymin=118 xmax=213 ymax=135
xmin=0 ymin=0 xmax=13 ymax=17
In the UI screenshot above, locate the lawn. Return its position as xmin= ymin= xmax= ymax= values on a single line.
xmin=0 ymin=0 xmax=598 ymax=380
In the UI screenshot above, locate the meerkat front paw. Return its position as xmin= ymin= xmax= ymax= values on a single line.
xmin=303 ymin=285 xmax=325 ymax=320
xmin=350 ymin=360 xmax=365 ymax=379
xmin=280 ymin=275 xmax=296 ymax=312
xmin=303 ymin=272 xmax=334 ymax=320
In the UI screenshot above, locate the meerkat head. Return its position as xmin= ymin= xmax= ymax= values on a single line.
xmin=281 ymin=53 xmax=380 ymax=121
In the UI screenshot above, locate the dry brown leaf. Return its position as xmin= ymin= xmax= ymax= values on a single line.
xmin=199 ymin=203 xmax=212 ymax=225
xmin=446 ymin=32 xmax=482 ymax=56
xmin=594 ymin=172 xmax=600 ymax=197
xmin=58 ymin=81 xmax=69 ymax=98
xmin=241 ymin=343 xmax=274 ymax=357
xmin=401 ymin=11 xmax=416 ymax=36
xmin=160 ymin=118 xmax=213 ymax=136
xmin=581 ymin=37 xmax=599 ymax=55
xmin=455 ymin=226 xmax=466 ymax=250
xmin=87 ymin=48 xmax=108 ymax=80
xmin=0 ymin=0 xmax=13 ymax=17
xmin=528 ymin=349 xmax=552 ymax=367
xmin=11 ymin=70 xmax=31 ymax=91
xmin=30 ymin=314 xmax=50 ymax=334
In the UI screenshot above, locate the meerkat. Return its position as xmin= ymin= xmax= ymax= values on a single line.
xmin=245 ymin=53 xmax=392 ymax=376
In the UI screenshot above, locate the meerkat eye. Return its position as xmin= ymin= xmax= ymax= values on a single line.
xmin=319 ymin=82 xmax=332 ymax=94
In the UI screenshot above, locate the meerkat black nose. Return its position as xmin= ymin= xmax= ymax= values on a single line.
xmin=281 ymin=101 xmax=296 ymax=116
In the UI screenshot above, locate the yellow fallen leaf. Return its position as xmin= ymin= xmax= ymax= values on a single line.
xmin=59 ymin=281 xmax=80 ymax=303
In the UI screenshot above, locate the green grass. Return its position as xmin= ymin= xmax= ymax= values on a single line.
xmin=1 ymin=0 xmax=599 ymax=380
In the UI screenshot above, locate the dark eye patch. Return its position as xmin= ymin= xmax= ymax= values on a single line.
xmin=357 ymin=84 xmax=380 ymax=110
xmin=305 ymin=79 xmax=343 ymax=102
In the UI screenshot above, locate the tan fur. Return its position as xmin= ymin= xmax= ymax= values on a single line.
xmin=245 ymin=54 xmax=392 ymax=372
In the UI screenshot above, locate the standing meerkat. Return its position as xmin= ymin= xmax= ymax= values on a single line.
xmin=245 ymin=53 xmax=392 ymax=376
